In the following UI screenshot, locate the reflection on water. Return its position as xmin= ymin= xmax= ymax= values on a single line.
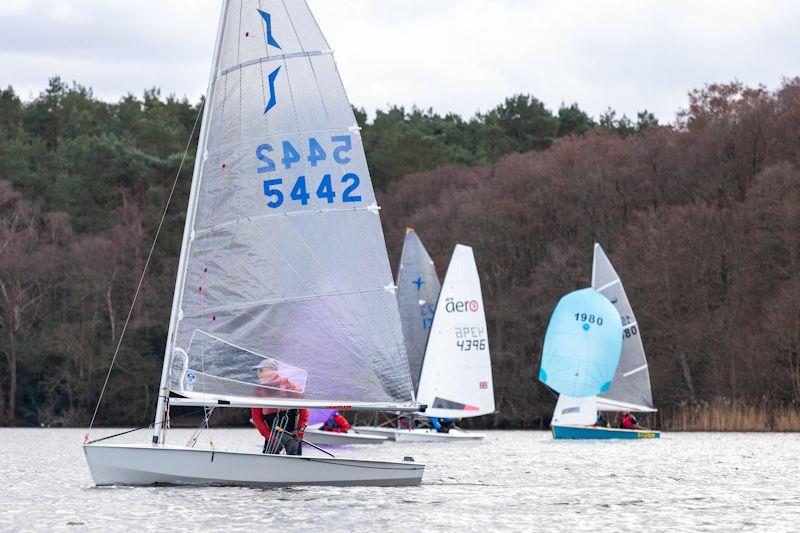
xmin=1 ymin=428 xmax=799 ymax=531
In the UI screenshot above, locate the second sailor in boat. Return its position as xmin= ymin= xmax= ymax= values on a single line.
xmin=251 ymin=358 xmax=309 ymax=455
xmin=620 ymin=411 xmax=639 ymax=430
xmin=321 ymin=411 xmax=351 ymax=433
xmin=429 ymin=417 xmax=457 ymax=433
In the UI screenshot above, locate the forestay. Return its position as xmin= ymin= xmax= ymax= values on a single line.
xmin=165 ymin=0 xmax=414 ymax=409
xmin=539 ymin=288 xmax=623 ymax=397
xmin=396 ymin=228 xmax=441 ymax=393
xmin=416 ymin=245 xmax=495 ymax=418
xmin=592 ymin=244 xmax=655 ymax=411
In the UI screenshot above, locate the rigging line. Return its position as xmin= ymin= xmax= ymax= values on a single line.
xmin=86 ymin=100 xmax=205 ymax=433
xmin=85 ymin=408 xmax=206 ymax=445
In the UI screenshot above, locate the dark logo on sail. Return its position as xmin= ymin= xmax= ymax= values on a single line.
xmin=264 ymin=66 xmax=281 ymax=115
xmin=445 ymin=297 xmax=480 ymax=313
xmin=257 ymin=9 xmax=282 ymax=50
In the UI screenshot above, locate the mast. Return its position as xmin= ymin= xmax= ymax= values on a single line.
xmin=152 ymin=0 xmax=230 ymax=445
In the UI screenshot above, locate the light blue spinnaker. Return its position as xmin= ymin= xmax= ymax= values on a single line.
xmin=539 ymin=288 xmax=623 ymax=397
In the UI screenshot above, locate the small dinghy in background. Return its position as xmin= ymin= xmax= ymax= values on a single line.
xmin=409 ymin=244 xmax=494 ymax=441
xmin=393 ymin=428 xmax=485 ymax=443
xmin=538 ymin=244 xmax=660 ymax=440
xmin=303 ymin=410 xmax=387 ymax=446
xmin=83 ymin=0 xmax=425 ymax=487
xmin=355 ymin=241 xmax=494 ymax=442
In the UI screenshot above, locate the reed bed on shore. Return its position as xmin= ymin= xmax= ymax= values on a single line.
xmin=658 ymin=400 xmax=800 ymax=432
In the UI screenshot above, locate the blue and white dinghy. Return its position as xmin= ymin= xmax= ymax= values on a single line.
xmin=396 ymin=244 xmax=495 ymax=442
xmin=356 ymin=242 xmax=495 ymax=442
xmin=538 ymin=244 xmax=660 ymax=440
xmin=83 ymin=0 xmax=424 ymax=487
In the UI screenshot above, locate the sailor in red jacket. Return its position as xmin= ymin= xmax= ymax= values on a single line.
xmin=250 ymin=358 xmax=309 ymax=455
xmin=620 ymin=411 xmax=639 ymax=430
xmin=321 ymin=411 xmax=351 ymax=433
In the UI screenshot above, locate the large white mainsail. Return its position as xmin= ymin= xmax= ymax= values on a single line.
xmin=162 ymin=0 xmax=414 ymax=414
xmin=415 ymin=245 xmax=495 ymax=418
xmin=396 ymin=228 xmax=441 ymax=393
xmin=592 ymin=243 xmax=655 ymax=412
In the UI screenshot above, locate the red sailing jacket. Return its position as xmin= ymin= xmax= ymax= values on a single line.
xmin=251 ymin=376 xmax=309 ymax=439
xmin=322 ymin=413 xmax=351 ymax=433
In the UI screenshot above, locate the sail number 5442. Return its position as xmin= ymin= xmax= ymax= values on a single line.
xmin=257 ymin=136 xmax=361 ymax=208
xmin=262 ymin=174 xmax=361 ymax=208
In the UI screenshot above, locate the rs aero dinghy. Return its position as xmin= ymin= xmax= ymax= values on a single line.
xmin=83 ymin=0 xmax=424 ymax=487
xmin=538 ymin=244 xmax=659 ymax=440
xmin=356 ymin=237 xmax=495 ymax=442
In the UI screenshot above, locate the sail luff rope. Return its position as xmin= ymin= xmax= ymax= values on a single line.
xmin=86 ymin=101 xmax=205 ymax=435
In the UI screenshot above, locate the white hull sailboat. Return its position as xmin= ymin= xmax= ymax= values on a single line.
xmin=356 ymin=243 xmax=495 ymax=441
xmin=84 ymin=0 xmax=425 ymax=487
xmin=303 ymin=427 xmax=387 ymax=446
xmin=353 ymin=425 xmax=402 ymax=441
xmin=393 ymin=428 xmax=485 ymax=443
xmin=84 ymin=444 xmax=420 ymax=487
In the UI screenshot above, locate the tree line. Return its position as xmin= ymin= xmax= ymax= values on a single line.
xmin=0 ymin=76 xmax=797 ymax=428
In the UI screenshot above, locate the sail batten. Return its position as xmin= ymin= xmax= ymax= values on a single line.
xmin=165 ymin=0 xmax=415 ymax=408
xmin=219 ymin=50 xmax=333 ymax=77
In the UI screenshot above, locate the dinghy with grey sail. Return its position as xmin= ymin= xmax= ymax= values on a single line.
xmin=547 ymin=244 xmax=659 ymax=439
xmin=84 ymin=0 xmax=423 ymax=486
xmin=354 ymin=228 xmax=441 ymax=440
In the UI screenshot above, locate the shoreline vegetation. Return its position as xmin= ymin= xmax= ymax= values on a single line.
xmin=657 ymin=401 xmax=800 ymax=432
xmin=1 ymin=77 xmax=799 ymax=429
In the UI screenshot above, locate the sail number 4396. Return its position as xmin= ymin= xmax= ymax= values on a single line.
xmin=256 ymin=136 xmax=362 ymax=208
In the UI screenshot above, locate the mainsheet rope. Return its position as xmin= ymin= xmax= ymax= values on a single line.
xmin=85 ymin=99 xmax=205 ymax=438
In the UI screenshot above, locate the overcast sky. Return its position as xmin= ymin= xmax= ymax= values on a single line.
xmin=1 ymin=0 xmax=798 ymax=123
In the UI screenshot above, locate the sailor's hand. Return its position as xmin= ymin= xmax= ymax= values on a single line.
xmin=297 ymin=425 xmax=306 ymax=440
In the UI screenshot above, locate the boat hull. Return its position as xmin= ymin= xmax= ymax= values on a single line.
xmin=393 ymin=428 xmax=485 ymax=443
xmin=352 ymin=426 xmax=401 ymax=441
xmin=303 ymin=429 xmax=387 ymax=446
xmin=551 ymin=425 xmax=660 ymax=440
xmin=83 ymin=444 xmax=423 ymax=487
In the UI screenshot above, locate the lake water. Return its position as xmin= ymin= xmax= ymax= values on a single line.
xmin=1 ymin=428 xmax=798 ymax=532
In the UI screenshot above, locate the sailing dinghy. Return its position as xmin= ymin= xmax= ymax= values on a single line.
xmin=354 ymin=228 xmax=441 ymax=440
xmin=304 ymin=409 xmax=387 ymax=446
xmin=539 ymin=244 xmax=660 ymax=439
xmin=395 ymin=244 xmax=495 ymax=442
xmin=84 ymin=0 xmax=424 ymax=486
